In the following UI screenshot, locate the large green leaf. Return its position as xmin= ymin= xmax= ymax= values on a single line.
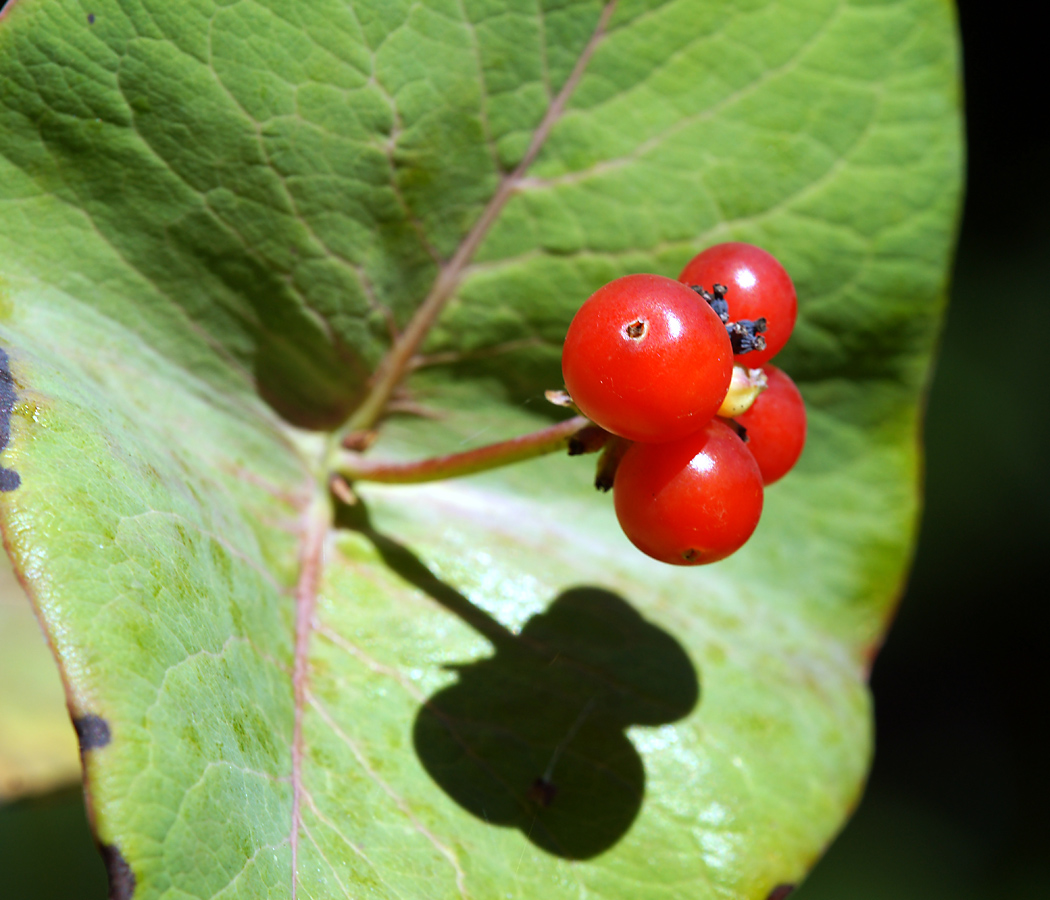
xmin=0 ymin=0 xmax=961 ymax=897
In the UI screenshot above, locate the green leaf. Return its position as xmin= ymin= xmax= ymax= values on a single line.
xmin=0 ymin=0 xmax=961 ymax=897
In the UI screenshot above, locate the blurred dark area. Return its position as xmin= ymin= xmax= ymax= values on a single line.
xmin=1 ymin=0 xmax=1046 ymax=896
xmin=0 ymin=787 xmax=108 ymax=897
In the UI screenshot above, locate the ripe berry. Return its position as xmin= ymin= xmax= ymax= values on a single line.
xmin=613 ymin=419 xmax=764 ymax=565
xmin=733 ymin=365 xmax=807 ymax=485
xmin=679 ymin=242 xmax=797 ymax=367
xmin=561 ymin=274 xmax=733 ymax=443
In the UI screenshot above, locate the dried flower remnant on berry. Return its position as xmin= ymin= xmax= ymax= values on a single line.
xmin=689 ymin=283 xmax=730 ymax=323
xmin=689 ymin=283 xmax=768 ymax=355
xmin=727 ymin=318 xmax=768 ymax=355
xmin=625 ymin=319 xmax=648 ymax=339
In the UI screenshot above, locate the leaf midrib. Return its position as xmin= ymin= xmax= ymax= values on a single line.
xmin=286 ymin=6 xmax=619 ymax=892
xmin=343 ymin=0 xmax=619 ymax=434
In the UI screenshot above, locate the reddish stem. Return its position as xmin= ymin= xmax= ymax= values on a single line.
xmin=337 ymin=416 xmax=595 ymax=485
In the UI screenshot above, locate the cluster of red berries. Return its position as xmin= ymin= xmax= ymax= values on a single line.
xmin=561 ymin=243 xmax=807 ymax=566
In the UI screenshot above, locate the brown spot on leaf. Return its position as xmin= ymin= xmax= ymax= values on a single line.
xmin=74 ymin=714 xmax=112 ymax=753
xmin=101 ymin=845 xmax=135 ymax=900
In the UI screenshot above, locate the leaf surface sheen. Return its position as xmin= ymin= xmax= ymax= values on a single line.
xmin=0 ymin=0 xmax=961 ymax=898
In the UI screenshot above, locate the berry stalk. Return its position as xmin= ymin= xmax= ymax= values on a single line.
xmin=336 ymin=415 xmax=599 ymax=485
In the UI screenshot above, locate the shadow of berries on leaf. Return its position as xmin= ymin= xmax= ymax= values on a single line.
xmin=339 ymin=499 xmax=700 ymax=859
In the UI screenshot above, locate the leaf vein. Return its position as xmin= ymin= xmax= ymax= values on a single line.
xmin=515 ymin=3 xmax=850 ymax=194
xmin=346 ymin=0 xmax=620 ymax=431
xmin=307 ymin=689 xmax=469 ymax=899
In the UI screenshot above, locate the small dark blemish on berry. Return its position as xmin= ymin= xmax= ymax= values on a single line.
xmin=101 ymin=844 xmax=136 ymax=900
xmin=74 ymin=714 xmax=112 ymax=753
xmin=529 ymin=777 xmax=558 ymax=808
xmin=766 ymin=885 xmax=796 ymax=900
xmin=0 ymin=347 xmax=22 ymax=491
xmin=625 ymin=319 xmax=647 ymax=339
xmin=88 ymin=13 xmax=96 ymax=24
xmin=682 ymin=548 xmax=700 ymax=563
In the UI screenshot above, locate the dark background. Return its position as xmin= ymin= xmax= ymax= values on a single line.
xmin=2 ymin=0 xmax=1046 ymax=896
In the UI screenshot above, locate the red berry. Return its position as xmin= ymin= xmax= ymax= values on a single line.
xmin=613 ymin=419 xmax=764 ymax=565
xmin=561 ymin=274 xmax=733 ymax=443
xmin=734 ymin=365 xmax=807 ymax=485
xmin=678 ymin=242 xmax=797 ymax=367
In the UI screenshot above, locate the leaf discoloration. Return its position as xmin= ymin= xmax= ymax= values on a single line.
xmin=0 ymin=347 xmax=21 ymax=492
xmin=73 ymin=713 xmax=112 ymax=754
xmin=101 ymin=844 xmax=135 ymax=900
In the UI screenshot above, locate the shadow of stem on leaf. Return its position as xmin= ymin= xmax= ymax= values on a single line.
xmin=337 ymin=499 xmax=700 ymax=859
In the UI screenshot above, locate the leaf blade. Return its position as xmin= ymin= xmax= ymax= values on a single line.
xmin=0 ymin=0 xmax=962 ymax=897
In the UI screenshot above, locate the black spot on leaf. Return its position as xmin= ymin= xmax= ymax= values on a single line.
xmin=100 ymin=845 xmax=135 ymax=900
xmin=0 ymin=347 xmax=21 ymax=491
xmin=88 ymin=13 xmax=96 ymax=24
xmin=766 ymin=885 xmax=796 ymax=900
xmin=74 ymin=714 xmax=112 ymax=753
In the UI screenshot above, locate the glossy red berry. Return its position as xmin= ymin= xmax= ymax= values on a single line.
xmin=733 ymin=365 xmax=807 ymax=485
xmin=561 ymin=274 xmax=733 ymax=443
xmin=678 ymin=242 xmax=797 ymax=367
xmin=613 ymin=419 xmax=764 ymax=565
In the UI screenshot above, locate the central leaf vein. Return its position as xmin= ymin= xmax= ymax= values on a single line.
xmin=345 ymin=0 xmax=619 ymax=432
xmin=290 ymin=492 xmax=331 ymax=900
